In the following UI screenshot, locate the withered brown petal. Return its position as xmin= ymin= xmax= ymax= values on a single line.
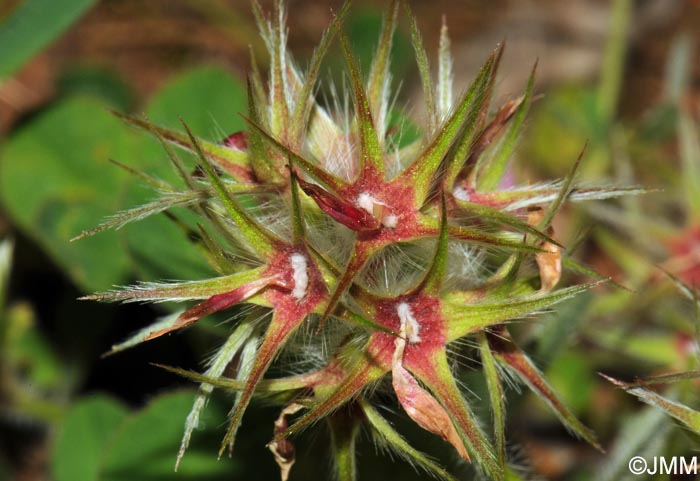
xmin=268 ymin=403 xmax=305 ymax=481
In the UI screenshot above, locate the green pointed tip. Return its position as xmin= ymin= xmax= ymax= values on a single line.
xmin=112 ymin=110 xmax=253 ymax=184
xmin=492 ymin=330 xmax=603 ymax=452
xmin=360 ymin=400 xmax=460 ymax=481
xmin=404 ymin=0 xmax=436 ymax=130
xmin=477 ymin=332 xmax=506 ymax=468
xmin=289 ymin=2 xmax=350 ymax=144
xmin=242 ymin=114 xmax=349 ymax=192
xmin=286 ymin=158 xmax=306 ymax=245
xmin=333 ymin=15 xmax=385 ymax=177
xmin=405 ymin=49 xmax=497 ymax=205
xmin=276 ymin=358 xmax=385 ymax=441
xmin=421 ymin=193 xmax=448 ymax=295
xmin=540 ymin=141 xmax=587 ymax=230
xmin=475 ymin=60 xmax=537 ymax=192
xmin=180 ymin=118 xmax=280 ymax=257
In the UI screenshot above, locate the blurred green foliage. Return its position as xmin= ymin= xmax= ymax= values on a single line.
xmin=52 ymin=391 xmax=234 ymax=481
xmin=0 ymin=67 xmax=247 ymax=291
xmin=0 ymin=0 xmax=97 ymax=78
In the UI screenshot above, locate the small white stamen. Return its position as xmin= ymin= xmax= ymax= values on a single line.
xmin=357 ymin=192 xmax=380 ymax=214
xmin=382 ymin=214 xmax=398 ymax=229
xmin=397 ymin=302 xmax=421 ymax=343
xmin=453 ymin=186 xmax=470 ymax=201
xmin=290 ymin=253 xmax=308 ymax=300
xmin=358 ymin=192 xmax=398 ymax=228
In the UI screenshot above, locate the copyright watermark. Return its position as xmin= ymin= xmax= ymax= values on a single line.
xmin=628 ymin=456 xmax=700 ymax=475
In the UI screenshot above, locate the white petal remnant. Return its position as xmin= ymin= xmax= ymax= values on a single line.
xmin=290 ymin=253 xmax=308 ymax=300
xmin=397 ymin=302 xmax=421 ymax=344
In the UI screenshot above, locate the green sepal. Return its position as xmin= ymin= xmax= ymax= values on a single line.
xmin=366 ymin=0 xmax=399 ymax=140
xmin=419 ymin=194 xmax=448 ymax=296
xmin=478 ymin=332 xmax=506 ymax=468
xmin=404 ymin=0 xmax=436 ymax=130
xmin=476 ymin=62 xmax=536 ymax=191
xmin=415 ymin=351 xmax=501 ymax=481
xmin=360 ymin=400 xmax=459 ymax=481
xmin=445 ymin=282 xmax=595 ymax=341
xmin=399 ymin=51 xmax=496 ymax=205
xmin=289 ymin=2 xmax=350 ymax=145
xmin=453 ymin=200 xmax=561 ymax=247
xmin=278 ymin=355 xmax=387 ymax=440
xmin=113 ymin=111 xmax=254 ymax=184
xmin=335 ymin=18 xmax=385 ymax=177
xmin=181 ymin=119 xmax=281 ymax=257
xmin=492 ymin=329 xmax=602 ymax=450
xmin=244 ymin=116 xmax=350 ymax=193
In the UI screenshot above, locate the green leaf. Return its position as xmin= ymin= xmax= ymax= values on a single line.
xmin=595 ymin=405 xmax=670 ymax=481
xmin=147 ymin=67 xmax=247 ymax=138
xmin=596 ymin=0 xmax=631 ymax=125
xmin=52 ymin=395 xmax=129 ymax=481
xmin=0 ymin=97 xmax=134 ymax=291
xmin=0 ymin=0 xmax=97 ymax=79
xmin=1 ymin=67 xmax=248 ymax=291
xmin=58 ymin=66 xmax=133 ymax=111
xmin=53 ymin=392 xmax=235 ymax=481
xmin=101 ymin=391 xmax=234 ymax=480
xmin=5 ymin=302 xmax=64 ymax=395
xmin=546 ymin=351 xmax=595 ymax=414
xmin=535 ymin=292 xmax=593 ymax=365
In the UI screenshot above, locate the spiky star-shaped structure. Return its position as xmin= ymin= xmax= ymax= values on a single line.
xmin=80 ymin=2 xmax=642 ymax=480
